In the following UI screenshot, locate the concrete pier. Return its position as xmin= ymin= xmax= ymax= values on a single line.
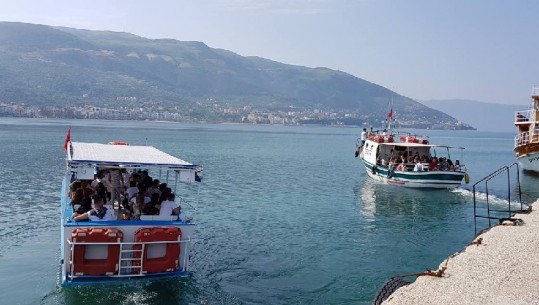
xmin=382 ymin=200 xmax=539 ymax=305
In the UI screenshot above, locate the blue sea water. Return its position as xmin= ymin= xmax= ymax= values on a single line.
xmin=0 ymin=118 xmax=537 ymax=305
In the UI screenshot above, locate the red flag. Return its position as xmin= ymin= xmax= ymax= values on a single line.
xmin=388 ymin=108 xmax=393 ymax=119
xmin=63 ymin=128 xmax=71 ymax=150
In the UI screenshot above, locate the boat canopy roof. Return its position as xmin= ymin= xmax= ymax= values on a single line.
xmin=374 ymin=142 xmax=465 ymax=150
xmin=67 ymin=142 xmax=199 ymax=170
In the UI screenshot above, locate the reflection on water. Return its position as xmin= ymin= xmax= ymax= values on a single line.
xmin=355 ymin=178 xmax=468 ymax=220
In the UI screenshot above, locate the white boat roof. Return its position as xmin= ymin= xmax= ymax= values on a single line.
xmin=68 ymin=142 xmax=198 ymax=169
xmin=373 ymin=141 xmax=465 ymax=150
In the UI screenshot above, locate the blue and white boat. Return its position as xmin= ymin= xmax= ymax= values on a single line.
xmin=358 ymin=131 xmax=468 ymax=188
xmin=60 ymin=141 xmax=203 ymax=286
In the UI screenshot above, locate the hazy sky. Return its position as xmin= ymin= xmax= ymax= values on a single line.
xmin=1 ymin=0 xmax=537 ymax=105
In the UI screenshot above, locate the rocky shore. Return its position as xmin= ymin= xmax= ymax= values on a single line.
xmin=382 ymin=200 xmax=539 ymax=305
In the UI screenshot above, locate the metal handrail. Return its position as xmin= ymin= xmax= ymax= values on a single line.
xmin=472 ymin=163 xmax=523 ymax=235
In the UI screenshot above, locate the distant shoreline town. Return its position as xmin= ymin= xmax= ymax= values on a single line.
xmin=0 ymin=102 xmax=474 ymax=130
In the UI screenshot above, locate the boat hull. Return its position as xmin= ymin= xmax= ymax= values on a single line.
xmin=516 ymin=150 xmax=539 ymax=172
xmin=362 ymin=161 xmax=465 ymax=189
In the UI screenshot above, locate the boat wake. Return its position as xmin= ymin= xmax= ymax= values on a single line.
xmin=451 ymin=187 xmax=522 ymax=207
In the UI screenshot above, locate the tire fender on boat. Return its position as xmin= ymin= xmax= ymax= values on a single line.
xmin=465 ymin=173 xmax=470 ymax=184
xmin=372 ymin=165 xmax=377 ymax=175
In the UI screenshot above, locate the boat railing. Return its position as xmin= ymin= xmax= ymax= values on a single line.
xmin=66 ymin=238 xmax=192 ymax=281
xmin=472 ymin=163 xmax=528 ymax=236
xmin=515 ymin=131 xmax=530 ymax=146
xmin=514 ymin=129 xmax=539 ymax=146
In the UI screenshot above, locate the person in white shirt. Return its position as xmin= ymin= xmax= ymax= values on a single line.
xmin=72 ymin=195 xmax=114 ymax=222
xmin=130 ymin=184 xmax=150 ymax=217
xmin=159 ymin=193 xmax=179 ymax=216
xmin=361 ymin=128 xmax=367 ymax=145
xmin=413 ymin=158 xmax=424 ymax=172
xmin=125 ymin=181 xmax=139 ymax=201
xmin=177 ymin=206 xmax=192 ymax=223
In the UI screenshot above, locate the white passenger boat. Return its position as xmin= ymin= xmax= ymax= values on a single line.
xmin=514 ymin=86 xmax=539 ymax=172
xmin=60 ymin=141 xmax=203 ymax=286
xmin=358 ymin=131 xmax=468 ymax=188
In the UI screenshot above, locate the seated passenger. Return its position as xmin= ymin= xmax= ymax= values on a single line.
xmin=142 ymin=193 xmax=161 ymax=215
xmin=94 ymin=182 xmax=108 ymax=204
xmin=131 ymin=184 xmax=151 ymax=217
xmin=400 ymin=155 xmax=406 ymax=164
xmin=396 ymin=162 xmax=406 ymax=171
xmin=447 ymin=158 xmax=455 ymax=170
xmin=178 ymin=206 xmax=192 ymax=223
xmin=388 ymin=157 xmax=398 ymax=170
xmin=149 ymin=179 xmax=162 ymax=196
xmin=69 ymin=180 xmax=81 ymax=201
xmin=429 ymin=157 xmax=439 ymax=171
xmin=413 ymin=158 xmax=424 ymax=171
xmin=72 ymin=197 xmax=93 ymax=219
xmin=125 ymin=180 xmax=139 ymax=201
xmin=439 ymin=158 xmax=448 ymax=171
xmin=159 ymin=193 xmax=179 ymax=216
xmin=454 ymin=160 xmax=461 ymax=171
xmin=72 ymin=195 xmax=113 ymax=221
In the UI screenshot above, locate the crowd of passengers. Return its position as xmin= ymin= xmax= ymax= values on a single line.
xmin=69 ymin=168 xmax=191 ymax=222
xmin=377 ymin=152 xmax=462 ymax=172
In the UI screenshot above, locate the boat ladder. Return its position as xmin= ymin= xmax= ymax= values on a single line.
xmin=118 ymin=243 xmax=144 ymax=276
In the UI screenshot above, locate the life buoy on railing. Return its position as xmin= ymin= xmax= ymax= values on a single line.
xmin=108 ymin=141 xmax=129 ymax=145
xmin=70 ymin=228 xmax=123 ymax=276
xmin=133 ymin=227 xmax=182 ymax=274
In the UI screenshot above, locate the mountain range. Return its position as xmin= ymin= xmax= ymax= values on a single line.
xmin=421 ymin=99 xmax=527 ymax=132
xmin=0 ymin=22 xmax=473 ymax=129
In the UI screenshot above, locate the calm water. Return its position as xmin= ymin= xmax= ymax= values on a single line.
xmin=0 ymin=118 xmax=537 ymax=305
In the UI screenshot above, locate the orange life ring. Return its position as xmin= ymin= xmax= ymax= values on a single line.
xmin=70 ymin=228 xmax=123 ymax=276
xmin=108 ymin=141 xmax=129 ymax=145
xmin=133 ymin=227 xmax=181 ymax=274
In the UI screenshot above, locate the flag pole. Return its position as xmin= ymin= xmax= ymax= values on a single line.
xmin=63 ymin=128 xmax=71 ymax=151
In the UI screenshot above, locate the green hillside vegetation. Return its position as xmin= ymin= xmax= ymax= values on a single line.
xmin=0 ymin=22 xmax=473 ymax=129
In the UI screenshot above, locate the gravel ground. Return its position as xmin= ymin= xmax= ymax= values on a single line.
xmin=383 ymin=201 xmax=539 ymax=305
